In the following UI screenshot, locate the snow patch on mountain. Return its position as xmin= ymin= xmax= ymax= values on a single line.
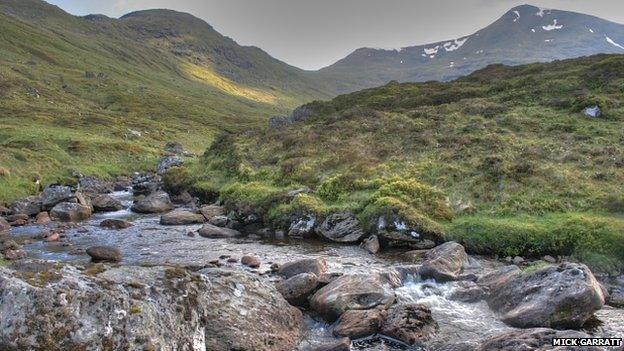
xmin=542 ymin=19 xmax=563 ymax=31
xmin=443 ymin=37 xmax=469 ymax=52
xmin=424 ymin=46 xmax=439 ymax=55
xmin=513 ymin=10 xmax=520 ymax=22
xmin=606 ymin=36 xmax=624 ymax=50
xmin=536 ymin=8 xmax=551 ymax=17
xmin=589 ymin=28 xmax=594 ymax=33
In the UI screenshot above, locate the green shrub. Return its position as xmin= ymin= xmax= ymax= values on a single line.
xmin=220 ymin=182 xmax=286 ymax=215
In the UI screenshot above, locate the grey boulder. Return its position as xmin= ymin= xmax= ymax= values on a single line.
xmin=50 ymin=202 xmax=92 ymax=222
xmin=198 ymin=223 xmax=241 ymax=238
xmin=91 ymin=194 xmax=123 ymax=212
xmin=419 ymin=241 xmax=467 ymax=281
xmin=160 ymin=210 xmax=205 ymax=225
xmin=309 ymin=272 xmax=400 ymax=321
xmin=276 ymin=272 xmax=320 ymax=306
xmin=486 ymin=263 xmax=605 ymax=328
xmin=41 ymin=185 xmax=74 ymax=210
xmin=278 ymin=258 xmax=328 ymax=279
xmin=9 ymin=196 xmax=42 ymax=216
xmin=318 ymin=213 xmax=365 ymax=243
xmin=132 ymin=191 xmax=173 ymax=214
xmin=0 ymin=263 xmax=302 ymax=351
xmin=157 ymin=155 xmax=184 ymax=175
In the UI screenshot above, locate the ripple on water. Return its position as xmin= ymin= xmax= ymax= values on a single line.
xmin=395 ymin=278 xmax=514 ymax=349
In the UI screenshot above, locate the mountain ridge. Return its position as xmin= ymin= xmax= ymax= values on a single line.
xmin=317 ymin=4 xmax=624 ymax=93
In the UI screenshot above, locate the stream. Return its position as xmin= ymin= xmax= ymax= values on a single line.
xmin=7 ymin=190 xmax=624 ymax=350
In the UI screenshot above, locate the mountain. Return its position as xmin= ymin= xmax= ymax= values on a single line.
xmin=317 ymin=4 xmax=624 ymax=93
xmin=180 ymin=54 xmax=624 ymax=273
xmin=0 ymin=0 xmax=331 ymax=201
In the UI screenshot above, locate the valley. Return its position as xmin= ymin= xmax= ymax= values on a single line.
xmin=0 ymin=1 xmax=623 ymax=350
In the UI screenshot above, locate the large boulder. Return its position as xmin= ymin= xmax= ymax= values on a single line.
xmin=91 ymin=194 xmax=123 ymax=212
xmin=200 ymin=204 xmax=225 ymax=220
xmin=376 ymin=215 xmax=439 ymax=249
xmin=276 ymin=272 xmax=319 ymax=306
xmin=78 ymin=177 xmax=114 ymax=194
xmin=318 ymin=213 xmax=365 ymax=243
xmin=157 ymin=155 xmax=184 ymax=175
xmin=9 ymin=196 xmax=42 ymax=216
xmin=160 ymin=210 xmax=205 ymax=225
xmin=288 ymin=215 xmax=316 ymax=238
xmin=486 ymin=263 xmax=605 ymax=328
xmin=198 ymin=223 xmax=241 ymax=238
xmin=278 ymin=258 xmax=328 ymax=279
xmin=419 ymin=241 xmax=467 ymax=281
xmin=41 ymin=185 xmax=74 ymax=210
xmin=131 ymin=191 xmax=173 ymax=214
xmin=333 ymin=308 xmax=386 ymax=338
xmin=476 ymin=328 xmax=598 ymax=351
xmin=50 ymin=202 xmax=92 ymax=222
xmin=380 ymin=303 xmax=437 ymax=345
xmin=309 ymin=273 xmax=400 ymax=321
xmin=0 ymin=263 xmax=302 ymax=351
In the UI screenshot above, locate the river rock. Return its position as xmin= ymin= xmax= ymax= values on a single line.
xmin=86 ymin=246 xmax=122 ymax=262
xmin=100 ymin=219 xmax=133 ymax=230
xmin=376 ymin=215 xmax=440 ymax=249
xmin=160 ymin=210 xmax=205 ymax=225
xmin=276 ymin=272 xmax=319 ymax=306
xmin=486 ymin=263 xmax=605 ymax=328
xmin=132 ymin=191 xmax=173 ymax=213
xmin=41 ymin=185 xmax=74 ymax=210
xmin=0 ymin=206 xmax=9 ymax=216
xmin=419 ymin=241 xmax=467 ymax=281
xmin=278 ymin=258 xmax=328 ymax=279
xmin=91 ymin=194 xmax=123 ymax=212
xmin=156 ymin=155 xmax=183 ymax=175
xmin=361 ymin=235 xmax=380 ymax=254
xmin=35 ymin=212 xmax=51 ymax=225
xmin=381 ymin=303 xmax=437 ymax=345
xmin=310 ymin=273 xmax=400 ymax=321
xmin=78 ymin=177 xmax=114 ymax=194
xmin=198 ymin=223 xmax=241 ymax=238
xmin=50 ymin=202 xmax=92 ymax=222
xmin=288 ymin=215 xmax=316 ymax=238
xmin=0 ymin=263 xmax=302 ymax=351
xmin=0 ymin=218 xmax=9 ymax=232
xmin=333 ymin=308 xmax=386 ymax=338
xmin=476 ymin=328 xmax=597 ymax=351
xmin=476 ymin=265 xmax=520 ymax=292
xmin=199 ymin=204 xmax=225 ymax=220
xmin=318 ymin=213 xmax=365 ymax=243
xmin=308 ymin=338 xmax=351 ymax=351
xmin=209 ymin=215 xmax=229 ymax=227
xmin=241 ymin=255 xmax=261 ymax=268
xmin=9 ymin=196 xmax=42 ymax=216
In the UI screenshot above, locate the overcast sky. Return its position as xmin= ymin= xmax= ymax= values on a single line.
xmin=47 ymin=0 xmax=624 ymax=70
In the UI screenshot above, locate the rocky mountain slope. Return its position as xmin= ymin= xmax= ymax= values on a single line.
xmin=318 ymin=4 xmax=624 ymax=93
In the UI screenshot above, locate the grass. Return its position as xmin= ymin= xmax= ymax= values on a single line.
xmin=172 ymin=54 xmax=624 ymax=273
xmin=0 ymin=2 xmax=331 ymax=203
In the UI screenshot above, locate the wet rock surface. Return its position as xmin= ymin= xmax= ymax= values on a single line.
xmin=91 ymin=194 xmax=123 ymax=212
xmin=50 ymin=202 xmax=92 ymax=222
xmin=160 ymin=209 xmax=205 ymax=225
xmin=419 ymin=241 xmax=468 ymax=281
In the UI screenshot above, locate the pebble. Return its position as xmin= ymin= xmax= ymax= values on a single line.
xmin=241 ymin=255 xmax=261 ymax=268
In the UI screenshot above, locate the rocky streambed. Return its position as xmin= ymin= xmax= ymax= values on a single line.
xmin=1 ymin=174 xmax=623 ymax=351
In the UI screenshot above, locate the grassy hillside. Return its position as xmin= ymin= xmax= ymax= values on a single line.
xmin=0 ymin=0 xmax=331 ymax=202
xmin=177 ymin=54 xmax=624 ymax=273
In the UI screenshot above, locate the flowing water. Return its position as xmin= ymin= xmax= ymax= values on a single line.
xmin=7 ymin=190 xmax=624 ymax=350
